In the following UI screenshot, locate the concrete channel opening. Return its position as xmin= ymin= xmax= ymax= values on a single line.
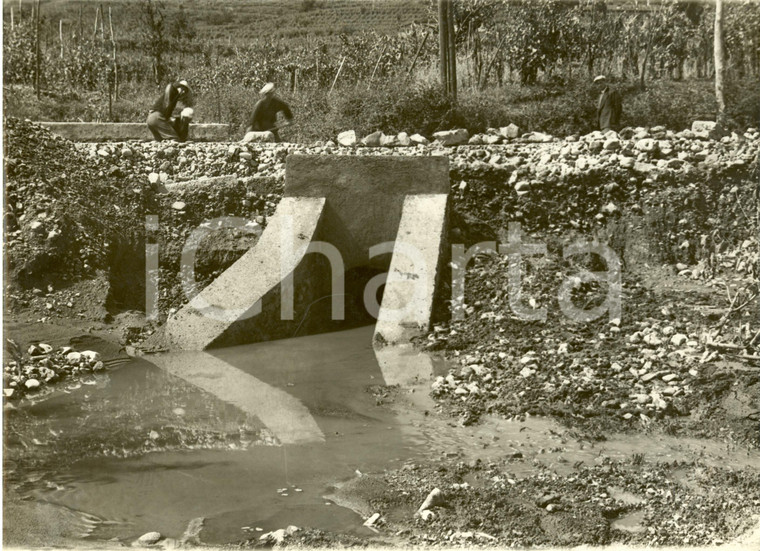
xmin=167 ymin=155 xmax=450 ymax=350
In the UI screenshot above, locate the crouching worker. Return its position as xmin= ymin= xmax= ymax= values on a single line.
xmin=242 ymin=82 xmax=293 ymax=143
xmin=147 ymin=80 xmax=193 ymax=141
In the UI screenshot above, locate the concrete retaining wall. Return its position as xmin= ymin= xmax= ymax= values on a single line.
xmin=38 ymin=122 xmax=231 ymax=142
xmin=168 ymin=154 xmax=450 ymax=350
xmin=285 ymin=155 xmax=449 ymax=270
xmin=167 ymin=197 xmax=328 ymax=350
xmin=374 ymin=193 xmax=449 ymax=346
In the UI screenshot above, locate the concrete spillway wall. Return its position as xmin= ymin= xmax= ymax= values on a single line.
xmin=167 ymin=154 xmax=450 ymax=350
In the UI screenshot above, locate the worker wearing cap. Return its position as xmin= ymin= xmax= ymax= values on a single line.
xmin=594 ymin=75 xmax=622 ymax=132
xmin=245 ymin=83 xmax=294 ymax=142
xmin=147 ymin=80 xmax=194 ymax=141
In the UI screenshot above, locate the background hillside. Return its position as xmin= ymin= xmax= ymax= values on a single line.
xmin=3 ymin=0 xmax=759 ymax=141
xmin=4 ymin=0 xmax=431 ymax=42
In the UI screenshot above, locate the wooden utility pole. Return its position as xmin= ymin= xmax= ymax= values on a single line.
xmin=438 ymin=0 xmax=457 ymax=98
xmin=714 ymin=0 xmax=726 ymax=120
xmin=109 ymin=7 xmax=118 ymax=98
xmin=34 ymin=0 xmax=41 ymax=99
xmin=439 ymin=0 xmax=448 ymax=94
xmin=59 ymin=20 xmax=64 ymax=58
xmin=446 ymin=0 xmax=457 ymax=101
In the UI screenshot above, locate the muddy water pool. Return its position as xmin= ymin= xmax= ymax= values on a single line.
xmin=4 ymin=326 xmax=760 ymax=546
xmin=4 ymin=327 xmax=448 ymax=544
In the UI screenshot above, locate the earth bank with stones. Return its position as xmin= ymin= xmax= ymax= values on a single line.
xmin=3 ymin=118 xmax=759 ymax=547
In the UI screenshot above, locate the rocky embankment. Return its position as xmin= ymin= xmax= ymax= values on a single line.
xmin=3 ymin=119 xmax=760 ymax=548
xmin=4 ymin=118 xmax=758 ymax=421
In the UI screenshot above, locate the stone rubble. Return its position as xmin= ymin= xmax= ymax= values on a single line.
xmin=3 ymin=339 xmax=106 ymax=399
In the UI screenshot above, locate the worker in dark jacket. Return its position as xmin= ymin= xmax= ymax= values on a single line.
xmin=147 ymin=80 xmax=194 ymax=141
xmin=594 ymin=75 xmax=622 ymax=132
xmin=245 ymin=83 xmax=293 ymax=142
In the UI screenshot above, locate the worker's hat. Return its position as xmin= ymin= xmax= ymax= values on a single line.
xmin=177 ymin=80 xmax=191 ymax=93
xmin=260 ymin=82 xmax=275 ymax=95
xmin=593 ymin=75 xmax=606 ymax=83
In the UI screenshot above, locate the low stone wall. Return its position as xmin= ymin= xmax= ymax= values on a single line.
xmin=37 ymin=122 xmax=231 ymax=142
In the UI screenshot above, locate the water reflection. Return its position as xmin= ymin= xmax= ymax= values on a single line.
xmin=5 ymin=326 xmax=440 ymax=545
xmin=149 ymin=351 xmax=324 ymax=445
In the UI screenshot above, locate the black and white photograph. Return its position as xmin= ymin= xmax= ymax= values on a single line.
xmin=2 ymin=0 xmax=759 ymax=549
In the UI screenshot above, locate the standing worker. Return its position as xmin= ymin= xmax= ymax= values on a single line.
xmin=243 ymin=83 xmax=294 ymax=143
xmin=594 ymin=75 xmax=622 ymax=132
xmin=147 ymin=80 xmax=194 ymax=141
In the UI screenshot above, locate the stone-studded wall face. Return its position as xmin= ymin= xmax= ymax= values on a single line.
xmin=6 ymin=118 xmax=758 ymax=325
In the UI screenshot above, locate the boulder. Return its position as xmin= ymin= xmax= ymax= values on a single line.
xmin=524 ymin=131 xmax=553 ymax=143
xmin=658 ymin=140 xmax=674 ymax=156
xmin=432 ymin=129 xmax=469 ymax=146
xmin=379 ymin=133 xmax=397 ymax=147
xmin=635 ymin=138 xmax=657 ymax=153
xmin=409 ymin=133 xmax=430 ymax=145
xmin=618 ymin=127 xmax=635 ymax=140
xmin=396 ymin=132 xmax=412 ymax=147
xmin=514 ymin=181 xmax=530 ymax=196
xmin=633 ymin=161 xmax=655 ymax=174
xmin=361 ymin=131 xmax=383 ymax=147
xmin=619 ymin=156 xmax=635 ymax=169
xmin=692 ymin=120 xmax=716 ymax=133
xmin=499 ymin=123 xmax=521 ymax=139
xmin=137 ymin=532 xmax=162 ymax=546
xmin=81 ymin=350 xmax=100 ymax=362
xmin=337 ymin=130 xmax=357 ymax=147
xmin=241 ymin=130 xmax=275 ymax=143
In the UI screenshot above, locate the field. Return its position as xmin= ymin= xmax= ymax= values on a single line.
xmin=3 ymin=0 xmax=760 ymax=138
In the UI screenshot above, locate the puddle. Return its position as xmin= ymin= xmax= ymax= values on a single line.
xmin=3 ymin=327 xmax=445 ymax=545
xmin=607 ymin=486 xmax=646 ymax=506
xmin=611 ymin=510 xmax=647 ymax=533
xmin=4 ymin=326 xmax=760 ymax=546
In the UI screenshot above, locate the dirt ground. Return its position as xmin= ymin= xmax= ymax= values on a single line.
xmin=3 ymin=120 xmax=760 ymax=548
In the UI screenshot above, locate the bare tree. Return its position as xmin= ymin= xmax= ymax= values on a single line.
xmin=139 ymin=0 xmax=169 ymax=84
